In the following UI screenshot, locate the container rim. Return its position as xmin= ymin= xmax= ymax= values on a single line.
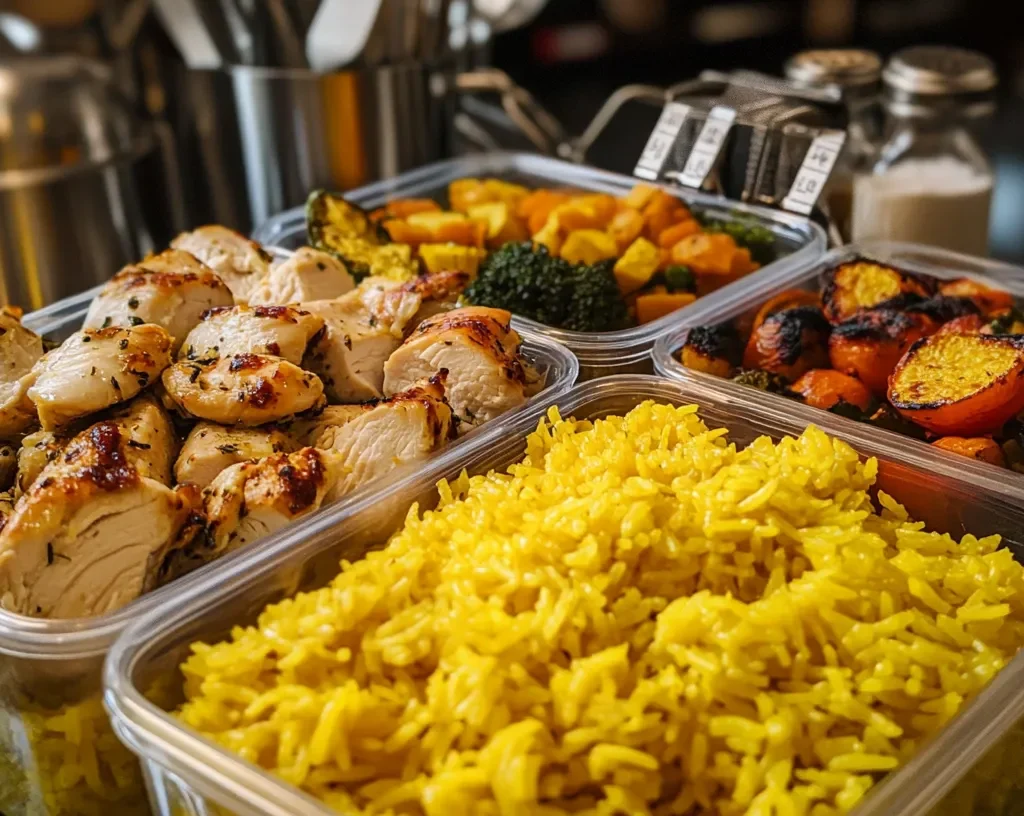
xmin=0 ymin=319 xmax=577 ymax=661
xmin=652 ymin=239 xmax=1024 ymax=495
xmin=251 ymin=151 xmax=828 ymax=360
xmin=104 ymin=373 xmax=1024 ymax=816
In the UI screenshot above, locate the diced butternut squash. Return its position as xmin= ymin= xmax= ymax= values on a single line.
xmin=822 ymin=261 xmax=933 ymax=323
xmin=828 ymin=309 xmax=935 ymax=396
xmin=608 ymin=209 xmax=645 ymax=251
xmin=482 ymin=179 xmax=530 ymax=206
xmin=672 ymin=233 xmax=746 ymax=296
xmin=549 ymin=202 xmax=603 ymax=233
xmin=931 ymin=436 xmax=1007 ymax=466
xmin=407 ymin=211 xmax=467 ymax=230
xmin=560 ymin=229 xmax=618 ymax=266
xmin=623 ymin=183 xmax=660 ymax=210
xmin=613 ymin=238 xmax=660 ymax=295
xmin=532 ymin=219 xmax=563 ymax=255
xmin=382 ymin=220 xmax=433 ymax=247
xmin=467 ymin=202 xmax=529 ymax=248
xmin=791 ymin=369 xmax=873 ymax=412
xmin=743 ymin=306 xmax=831 ymax=381
xmin=636 ymin=292 xmax=696 ymax=324
xmin=379 ymin=198 xmax=441 ymax=220
xmin=448 ymin=179 xmax=492 ymax=212
xmin=517 ymin=189 xmax=571 ymax=222
xmin=657 ymin=219 xmax=701 ymax=249
xmin=419 ymin=244 xmax=488 ymax=276
xmin=572 ymin=194 xmax=617 ymax=227
xmin=889 ymin=333 xmax=1024 ymax=436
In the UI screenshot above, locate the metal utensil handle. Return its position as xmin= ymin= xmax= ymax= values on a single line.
xmin=565 ymin=77 xmax=722 ymax=163
xmin=448 ymin=67 xmax=568 ymax=155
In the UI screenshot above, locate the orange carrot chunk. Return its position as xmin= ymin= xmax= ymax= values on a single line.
xmin=742 ymin=306 xmax=831 ymax=381
xmin=828 ymin=309 xmax=935 ymax=396
xmin=791 ymin=369 xmax=873 ymax=412
xmin=822 ymin=261 xmax=933 ymax=323
xmin=939 ymin=278 xmax=1014 ymax=315
xmin=931 ymin=436 xmax=1007 ymax=467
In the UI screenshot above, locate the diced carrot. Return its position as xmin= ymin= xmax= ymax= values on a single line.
xmin=828 ymin=309 xmax=935 ymax=396
xmin=742 ymin=306 xmax=831 ymax=381
xmin=434 ymin=220 xmax=485 ymax=247
xmin=551 ymin=203 xmax=603 ymax=232
xmin=939 ymin=278 xmax=1014 ymax=315
xmin=889 ymin=333 xmax=1024 ymax=436
xmin=608 ymin=209 xmax=645 ymax=252
xmin=383 ymin=199 xmax=441 ymax=219
xmin=635 ymin=292 xmax=697 ymax=324
xmin=645 ymin=204 xmax=689 ymax=243
xmin=673 ymin=233 xmax=745 ymax=296
xmin=791 ymin=369 xmax=873 ymax=412
xmin=657 ymin=219 xmax=702 ymax=249
xmin=751 ymin=289 xmax=822 ymax=333
xmin=681 ymin=324 xmax=744 ymax=378
xmin=517 ymin=189 xmax=570 ymax=221
xmin=528 ymin=208 xmax=552 ymax=235
xmin=931 ymin=436 xmax=1007 ymax=467
xmin=382 ymin=220 xmax=433 ymax=247
xmin=936 ymin=314 xmax=989 ymax=335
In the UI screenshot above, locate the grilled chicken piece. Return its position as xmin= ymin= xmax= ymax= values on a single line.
xmin=16 ymin=430 xmax=65 ymax=496
xmin=106 ymin=394 xmax=177 ymax=486
xmin=83 ymin=250 xmax=234 ymax=351
xmin=301 ymin=299 xmax=402 ymax=403
xmin=178 ymin=305 xmax=325 ymax=366
xmin=28 ymin=325 xmax=174 ymax=431
xmin=0 ymin=420 xmax=196 ymax=618
xmin=383 ymin=307 xmax=527 ymax=430
xmin=247 ymin=247 xmax=355 ymax=305
xmin=175 ymin=422 xmax=297 ymax=488
xmin=0 ymin=311 xmax=44 ymax=439
xmin=303 ymin=375 xmax=453 ymax=500
xmin=164 ymin=447 xmax=339 ymax=582
xmin=171 ymin=226 xmax=272 ymax=303
xmin=162 ymin=353 xmax=324 ymax=426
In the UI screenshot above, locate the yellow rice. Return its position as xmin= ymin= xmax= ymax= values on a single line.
xmin=177 ymin=402 xmax=1024 ymax=815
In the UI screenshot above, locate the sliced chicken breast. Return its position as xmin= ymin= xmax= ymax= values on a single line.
xmin=311 ymin=374 xmax=453 ymax=500
xmin=383 ymin=306 xmax=527 ymax=430
xmin=175 ymin=422 xmax=297 ymax=488
xmin=0 ymin=420 xmax=196 ymax=618
xmin=106 ymin=394 xmax=177 ymax=486
xmin=162 ymin=353 xmax=324 ymax=426
xmin=301 ymin=299 xmax=402 ymax=403
xmin=83 ymin=250 xmax=234 ymax=351
xmin=171 ymin=226 xmax=272 ymax=303
xmin=179 ymin=305 xmax=325 ymax=366
xmin=164 ymin=447 xmax=339 ymax=583
xmin=16 ymin=430 xmax=65 ymax=496
xmin=28 ymin=325 xmax=174 ymax=431
xmin=288 ymin=404 xmax=374 ymax=447
xmin=0 ymin=311 xmax=44 ymax=439
xmin=247 ymin=247 xmax=355 ymax=305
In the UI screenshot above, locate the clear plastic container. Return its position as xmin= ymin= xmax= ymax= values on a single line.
xmin=653 ymin=240 xmax=1024 ymax=494
xmin=106 ymin=374 xmax=1024 ymax=816
xmin=0 ymin=288 xmax=578 ymax=815
xmin=252 ymin=151 xmax=827 ymax=380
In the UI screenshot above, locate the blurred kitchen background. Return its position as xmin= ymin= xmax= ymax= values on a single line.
xmin=0 ymin=0 xmax=1019 ymax=308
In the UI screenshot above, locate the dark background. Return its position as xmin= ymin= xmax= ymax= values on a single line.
xmin=487 ymin=0 xmax=1024 ymax=260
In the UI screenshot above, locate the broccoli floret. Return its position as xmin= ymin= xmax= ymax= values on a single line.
xmin=462 ymin=242 xmax=573 ymax=326
xmin=562 ymin=260 xmax=632 ymax=332
xmin=663 ymin=265 xmax=696 ymax=293
xmin=463 ymin=243 xmax=633 ymax=332
xmin=731 ymin=368 xmax=797 ymax=396
xmin=701 ymin=217 xmax=778 ymax=265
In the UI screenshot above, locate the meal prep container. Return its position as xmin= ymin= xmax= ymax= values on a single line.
xmin=106 ymin=374 xmax=1024 ymax=816
xmin=653 ymin=240 xmax=1024 ymax=495
xmin=252 ymin=151 xmax=827 ymax=380
xmin=0 ymin=289 xmax=578 ymax=816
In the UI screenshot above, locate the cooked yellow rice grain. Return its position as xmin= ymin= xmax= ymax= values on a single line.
xmin=176 ymin=402 xmax=1024 ymax=815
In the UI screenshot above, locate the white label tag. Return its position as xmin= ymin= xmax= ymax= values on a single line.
xmin=673 ymin=105 xmax=736 ymax=188
xmin=781 ymin=130 xmax=847 ymax=215
xmin=633 ymin=102 xmax=691 ymax=181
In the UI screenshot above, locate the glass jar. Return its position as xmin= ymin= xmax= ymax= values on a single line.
xmin=851 ymin=46 xmax=997 ymax=256
xmin=785 ymin=49 xmax=883 ymax=241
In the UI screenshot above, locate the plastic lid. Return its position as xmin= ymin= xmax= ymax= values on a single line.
xmin=785 ymin=49 xmax=882 ymax=88
xmin=883 ymin=46 xmax=997 ymax=96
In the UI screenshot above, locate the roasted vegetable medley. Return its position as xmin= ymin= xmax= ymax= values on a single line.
xmin=681 ymin=258 xmax=1024 ymax=471
xmin=306 ymin=179 xmax=777 ymax=332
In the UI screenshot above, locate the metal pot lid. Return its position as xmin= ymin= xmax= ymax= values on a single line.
xmin=785 ymin=49 xmax=882 ymax=88
xmin=882 ymin=46 xmax=997 ymax=96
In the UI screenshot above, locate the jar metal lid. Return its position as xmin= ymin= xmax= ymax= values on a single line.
xmin=785 ymin=49 xmax=882 ymax=88
xmin=883 ymin=46 xmax=997 ymax=96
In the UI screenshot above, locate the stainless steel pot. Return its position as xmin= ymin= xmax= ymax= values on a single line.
xmin=180 ymin=62 xmax=563 ymax=232
xmin=0 ymin=56 xmax=181 ymax=310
